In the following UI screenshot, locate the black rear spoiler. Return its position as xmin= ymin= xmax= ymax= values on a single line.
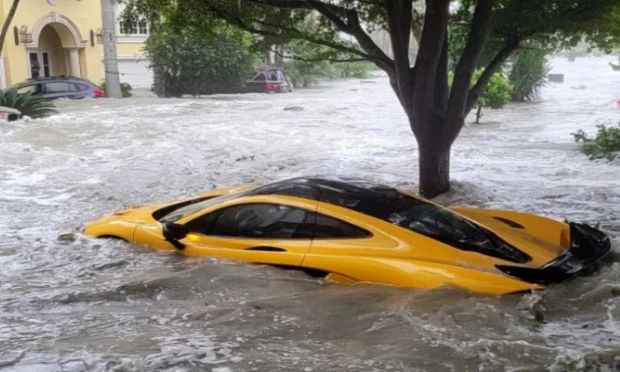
xmin=496 ymin=222 xmax=612 ymax=284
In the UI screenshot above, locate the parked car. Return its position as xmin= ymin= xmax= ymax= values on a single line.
xmin=85 ymin=177 xmax=611 ymax=295
xmin=9 ymin=76 xmax=105 ymax=100
xmin=246 ymin=66 xmax=293 ymax=93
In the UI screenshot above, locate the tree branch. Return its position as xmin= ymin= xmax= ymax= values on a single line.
xmin=445 ymin=0 xmax=494 ymax=130
xmin=411 ymin=0 xmax=450 ymax=128
xmin=207 ymin=3 xmax=376 ymax=62
xmin=244 ymin=0 xmax=311 ymax=9
xmin=271 ymin=48 xmax=367 ymax=63
xmin=213 ymin=0 xmax=394 ymax=72
xmin=411 ymin=7 xmax=424 ymax=45
xmin=434 ymin=35 xmax=449 ymax=114
xmin=305 ymin=0 xmax=394 ymax=72
xmin=465 ymin=34 xmax=520 ymax=114
xmin=386 ymin=0 xmax=413 ymax=110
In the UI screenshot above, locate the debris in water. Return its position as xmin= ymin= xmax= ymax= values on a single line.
xmin=534 ymin=309 xmax=545 ymax=323
xmin=548 ymin=73 xmax=564 ymax=83
xmin=57 ymin=231 xmax=77 ymax=242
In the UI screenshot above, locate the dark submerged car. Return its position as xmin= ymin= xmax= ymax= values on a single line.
xmin=10 ymin=76 xmax=105 ymax=100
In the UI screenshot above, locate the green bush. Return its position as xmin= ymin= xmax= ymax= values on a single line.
xmin=474 ymin=70 xmax=513 ymax=123
xmin=0 ymin=90 xmax=56 ymax=118
xmin=100 ymin=82 xmax=133 ymax=97
xmin=572 ymin=123 xmax=620 ymax=161
xmin=285 ymin=59 xmax=373 ymax=87
xmin=284 ymin=60 xmax=324 ymax=88
xmin=449 ymin=69 xmax=512 ymax=124
xmin=509 ymin=47 xmax=550 ymax=102
xmin=332 ymin=61 xmax=373 ymax=79
xmin=282 ymin=40 xmax=373 ymax=87
xmin=146 ymin=25 xmax=259 ymax=97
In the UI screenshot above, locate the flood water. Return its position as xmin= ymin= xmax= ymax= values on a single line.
xmin=1 ymin=56 xmax=619 ymax=371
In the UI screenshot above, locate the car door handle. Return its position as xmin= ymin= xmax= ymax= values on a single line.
xmin=245 ymin=246 xmax=287 ymax=252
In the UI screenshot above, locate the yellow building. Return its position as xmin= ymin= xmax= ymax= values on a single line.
xmin=0 ymin=0 xmax=152 ymax=89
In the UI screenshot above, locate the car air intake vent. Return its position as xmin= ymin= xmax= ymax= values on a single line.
xmin=493 ymin=216 xmax=525 ymax=229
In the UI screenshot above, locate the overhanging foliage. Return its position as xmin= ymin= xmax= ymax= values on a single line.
xmin=122 ymin=0 xmax=620 ymax=197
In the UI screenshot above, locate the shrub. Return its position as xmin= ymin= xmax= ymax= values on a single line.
xmin=331 ymin=61 xmax=373 ymax=79
xmin=283 ymin=40 xmax=373 ymax=87
xmin=146 ymin=25 xmax=259 ymax=97
xmin=0 ymin=90 xmax=56 ymax=118
xmin=572 ymin=123 xmax=620 ymax=161
xmin=284 ymin=60 xmax=325 ymax=88
xmin=449 ymin=69 xmax=512 ymax=124
xmin=100 ymin=82 xmax=133 ymax=97
xmin=285 ymin=60 xmax=373 ymax=87
xmin=474 ymin=70 xmax=513 ymax=123
xmin=509 ymin=47 xmax=550 ymax=102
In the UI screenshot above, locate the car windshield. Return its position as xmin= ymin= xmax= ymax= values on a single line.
xmin=352 ymin=192 xmax=530 ymax=263
xmin=385 ymin=200 xmax=495 ymax=249
xmin=158 ymin=192 xmax=246 ymax=223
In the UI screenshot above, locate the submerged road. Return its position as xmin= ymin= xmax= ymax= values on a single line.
xmin=0 ymin=56 xmax=619 ymax=371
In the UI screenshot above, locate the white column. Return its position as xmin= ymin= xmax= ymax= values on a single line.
xmin=69 ymin=48 xmax=81 ymax=77
xmin=0 ymin=57 xmax=6 ymax=89
xmin=101 ymin=0 xmax=121 ymax=97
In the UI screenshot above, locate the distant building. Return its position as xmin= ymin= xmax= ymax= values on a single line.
xmin=0 ymin=0 xmax=152 ymax=89
xmin=370 ymin=29 xmax=418 ymax=64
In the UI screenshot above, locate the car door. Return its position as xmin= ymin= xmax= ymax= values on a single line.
xmin=43 ymin=81 xmax=73 ymax=99
xmin=179 ymin=202 xmax=315 ymax=266
xmin=301 ymin=204 xmax=417 ymax=285
xmin=68 ymin=82 xmax=89 ymax=99
xmin=16 ymin=83 xmax=43 ymax=95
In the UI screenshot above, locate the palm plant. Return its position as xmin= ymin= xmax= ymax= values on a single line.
xmin=0 ymin=89 xmax=56 ymax=118
xmin=509 ymin=47 xmax=551 ymax=102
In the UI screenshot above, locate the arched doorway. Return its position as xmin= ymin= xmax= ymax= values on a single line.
xmin=26 ymin=13 xmax=87 ymax=79
xmin=29 ymin=25 xmax=66 ymax=78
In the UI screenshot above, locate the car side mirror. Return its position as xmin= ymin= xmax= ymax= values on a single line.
xmin=162 ymin=222 xmax=189 ymax=250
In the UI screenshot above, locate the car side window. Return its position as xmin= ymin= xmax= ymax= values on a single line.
xmin=253 ymin=72 xmax=266 ymax=82
xmin=310 ymin=214 xmax=371 ymax=239
xmin=186 ymin=203 xmax=311 ymax=239
xmin=16 ymin=84 xmax=40 ymax=94
xmin=72 ymin=83 xmax=89 ymax=92
xmin=44 ymin=82 xmax=70 ymax=93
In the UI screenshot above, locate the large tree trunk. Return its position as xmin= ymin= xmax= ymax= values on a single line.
xmin=418 ymin=143 xmax=451 ymax=198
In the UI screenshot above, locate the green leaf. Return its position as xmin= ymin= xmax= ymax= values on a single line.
xmin=0 ymin=90 xmax=56 ymax=119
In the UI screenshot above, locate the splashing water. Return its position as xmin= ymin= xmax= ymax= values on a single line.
xmin=1 ymin=56 xmax=619 ymax=371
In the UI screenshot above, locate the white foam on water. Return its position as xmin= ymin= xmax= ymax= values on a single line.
xmin=0 ymin=56 xmax=619 ymax=370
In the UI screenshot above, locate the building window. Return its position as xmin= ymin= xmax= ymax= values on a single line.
xmin=119 ymin=19 xmax=149 ymax=36
xmin=138 ymin=19 xmax=148 ymax=34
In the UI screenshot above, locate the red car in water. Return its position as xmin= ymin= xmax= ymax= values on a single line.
xmin=246 ymin=66 xmax=293 ymax=93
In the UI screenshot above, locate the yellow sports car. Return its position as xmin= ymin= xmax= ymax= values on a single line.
xmin=84 ymin=178 xmax=611 ymax=295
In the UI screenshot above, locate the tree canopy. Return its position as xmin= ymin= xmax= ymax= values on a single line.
xmin=124 ymin=0 xmax=620 ymax=197
xmin=146 ymin=23 xmax=259 ymax=97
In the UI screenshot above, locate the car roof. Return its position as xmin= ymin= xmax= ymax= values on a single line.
xmin=19 ymin=76 xmax=93 ymax=85
xmin=249 ymin=177 xmax=417 ymax=210
xmin=253 ymin=65 xmax=284 ymax=72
